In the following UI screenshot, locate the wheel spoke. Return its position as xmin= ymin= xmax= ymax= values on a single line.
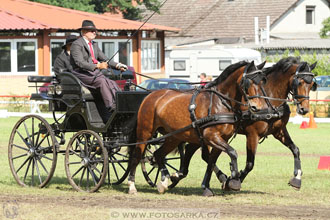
xmin=36 ymin=145 xmax=53 ymax=152
xmin=147 ymin=166 xmax=155 ymax=176
xmin=38 ymin=154 xmax=53 ymax=161
xmin=69 ymin=149 xmax=83 ymax=158
xmin=88 ymin=167 xmax=98 ymax=186
xmin=12 ymin=144 xmax=29 ymax=152
xmin=36 ymin=133 xmax=49 ymax=149
xmin=32 ymin=118 xmax=35 ymax=148
xmin=111 ymin=155 xmax=126 ymax=172
xmin=68 ymin=161 xmax=82 ymax=165
xmin=16 ymin=157 xmax=31 ymax=173
xmin=86 ymin=168 xmax=90 ymax=190
xmin=23 ymin=122 xmax=33 ymax=148
xmin=78 ymin=167 xmax=86 ymax=187
xmin=165 ymin=162 xmax=179 ymax=172
xmin=12 ymin=153 xmax=28 ymax=160
xmin=36 ymin=157 xmax=49 ymax=175
xmin=34 ymin=158 xmax=43 ymax=185
xmin=110 ymin=159 xmax=120 ymax=181
xmin=16 ymin=131 xmax=30 ymax=149
xmin=31 ymin=157 xmax=35 ymax=186
xmin=154 ymin=168 xmax=160 ymax=185
xmin=165 ymin=157 xmax=181 ymax=161
xmin=23 ymin=158 xmax=32 ymax=182
xmin=71 ymin=166 xmax=84 ymax=178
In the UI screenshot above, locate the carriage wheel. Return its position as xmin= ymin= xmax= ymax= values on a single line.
xmin=106 ymin=145 xmax=131 ymax=185
xmin=8 ymin=114 xmax=58 ymax=188
xmin=141 ymin=134 xmax=184 ymax=188
xmin=65 ymin=130 xmax=108 ymax=192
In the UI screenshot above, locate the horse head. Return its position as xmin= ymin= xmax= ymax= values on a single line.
xmin=237 ymin=61 xmax=267 ymax=112
xmin=290 ymin=61 xmax=317 ymax=115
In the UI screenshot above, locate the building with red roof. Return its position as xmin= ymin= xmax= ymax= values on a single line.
xmin=0 ymin=0 xmax=179 ymax=95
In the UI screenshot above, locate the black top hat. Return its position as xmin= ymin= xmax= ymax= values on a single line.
xmin=62 ymin=35 xmax=78 ymax=49
xmin=80 ymin=20 xmax=97 ymax=30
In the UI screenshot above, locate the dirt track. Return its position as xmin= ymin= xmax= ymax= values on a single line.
xmin=1 ymin=193 xmax=329 ymax=220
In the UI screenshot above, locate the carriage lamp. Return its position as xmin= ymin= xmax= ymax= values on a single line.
xmin=55 ymin=85 xmax=63 ymax=95
xmin=47 ymin=85 xmax=55 ymax=95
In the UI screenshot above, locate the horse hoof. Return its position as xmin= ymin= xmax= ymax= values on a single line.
xmin=157 ymin=180 xmax=168 ymax=194
xmin=128 ymin=189 xmax=138 ymax=195
xmin=224 ymin=179 xmax=241 ymax=191
xmin=170 ymin=172 xmax=180 ymax=183
xmin=288 ymin=177 xmax=301 ymax=190
xmin=202 ymin=188 xmax=215 ymax=197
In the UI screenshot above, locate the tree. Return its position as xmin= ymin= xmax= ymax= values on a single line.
xmin=29 ymin=0 xmax=95 ymax=13
xmin=320 ymin=17 xmax=330 ymax=38
xmin=92 ymin=0 xmax=161 ymax=20
xmin=29 ymin=0 xmax=162 ymax=20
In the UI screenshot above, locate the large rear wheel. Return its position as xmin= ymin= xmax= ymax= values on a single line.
xmin=8 ymin=114 xmax=58 ymax=188
xmin=65 ymin=130 xmax=108 ymax=192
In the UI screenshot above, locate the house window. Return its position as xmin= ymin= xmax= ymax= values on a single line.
xmin=0 ymin=42 xmax=11 ymax=72
xmin=306 ymin=6 xmax=315 ymax=24
xmin=173 ymin=60 xmax=186 ymax=71
xmin=95 ymin=40 xmax=132 ymax=66
xmin=141 ymin=40 xmax=160 ymax=73
xmin=17 ymin=42 xmax=36 ymax=72
xmin=0 ymin=39 xmax=37 ymax=75
xmin=219 ymin=60 xmax=232 ymax=71
xmin=50 ymin=40 xmax=65 ymax=73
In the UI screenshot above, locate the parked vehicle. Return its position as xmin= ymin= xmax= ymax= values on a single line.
xmin=165 ymin=45 xmax=262 ymax=82
xmin=136 ymin=78 xmax=193 ymax=91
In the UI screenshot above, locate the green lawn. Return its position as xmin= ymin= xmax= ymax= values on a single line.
xmin=0 ymin=116 xmax=330 ymax=219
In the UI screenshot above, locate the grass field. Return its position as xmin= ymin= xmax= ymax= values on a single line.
xmin=0 ymin=116 xmax=330 ymax=220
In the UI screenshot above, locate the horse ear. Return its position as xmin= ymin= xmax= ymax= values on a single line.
xmin=310 ymin=62 xmax=317 ymax=71
xmin=257 ymin=61 xmax=266 ymax=70
xmin=247 ymin=61 xmax=255 ymax=72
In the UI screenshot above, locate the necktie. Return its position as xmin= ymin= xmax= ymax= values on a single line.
xmin=88 ymin=42 xmax=98 ymax=64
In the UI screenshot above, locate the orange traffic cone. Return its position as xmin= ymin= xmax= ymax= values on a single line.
xmin=308 ymin=112 xmax=317 ymax=128
xmin=299 ymin=121 xmax=308 ymax=129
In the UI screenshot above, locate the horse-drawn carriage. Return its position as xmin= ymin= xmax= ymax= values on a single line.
xmin=8 ymin=57 xmax=318 ymax=195
xmin=8 ymin=69 xmax=183 ymax=192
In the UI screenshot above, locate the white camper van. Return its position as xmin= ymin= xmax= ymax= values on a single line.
xmin=165 ymin=45 xmax=262 ymax=82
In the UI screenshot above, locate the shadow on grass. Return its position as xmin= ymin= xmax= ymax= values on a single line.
xmin=106 ymin=183 xmax=268 ymax=197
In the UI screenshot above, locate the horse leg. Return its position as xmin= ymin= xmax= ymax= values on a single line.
xmin=239 ymin=133 xmax=259 ymax=183
xmin=127 ymin=143 xmax=146 ymax=194
xmin=153 ymin=138 xmax=181 ymax=194
xmin=223 ymin=143 xmax=241 ymax=191
xmin=273 ymin=127 xmax=302 ymax=189
xmin=201 ymin=148 xmax=221 ymax=197
xmin=170 ymin=143 xmax=199 ymax=184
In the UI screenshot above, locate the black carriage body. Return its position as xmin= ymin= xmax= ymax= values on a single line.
xmin=28 ymin=71 xmax=149 ymax=139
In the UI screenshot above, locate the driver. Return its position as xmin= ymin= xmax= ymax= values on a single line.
xmin=70 ymin=20 xmax=127 ymax=112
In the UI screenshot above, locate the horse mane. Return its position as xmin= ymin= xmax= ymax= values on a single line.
xmin=205 ymin=61 xmax=248 ymax=88
xmin=264 ymin=57 xmax=301 ymax=76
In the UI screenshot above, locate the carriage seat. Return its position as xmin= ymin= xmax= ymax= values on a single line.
xmin=28 ymin=75 xmax=53 ymax=83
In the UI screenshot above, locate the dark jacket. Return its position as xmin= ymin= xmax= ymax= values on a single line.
xmin=70 ymin=37 xmax=117 ymax=72
xmin=54 ymin=51 xmax=73 ymax=74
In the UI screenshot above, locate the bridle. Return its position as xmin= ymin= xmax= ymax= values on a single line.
xmin=290 ymin=62 xmax=317 ymax=106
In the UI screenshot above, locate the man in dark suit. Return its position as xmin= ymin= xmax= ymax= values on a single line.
xmin=54 ymin=35 xmax=77 ymax=74
xmin=70 ymin=20 xmax=127 ymax=112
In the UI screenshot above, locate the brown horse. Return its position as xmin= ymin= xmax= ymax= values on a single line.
xmin=127 ymin=61 xmax=265 ymax=195
xmin=171 ymin=57 xmax=317 ymax=192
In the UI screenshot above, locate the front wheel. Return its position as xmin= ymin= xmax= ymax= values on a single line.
xmin=8 ymin=114 xmax=58 ymax=188
xmin=65 ymin=130 xmax=108 ymax=192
